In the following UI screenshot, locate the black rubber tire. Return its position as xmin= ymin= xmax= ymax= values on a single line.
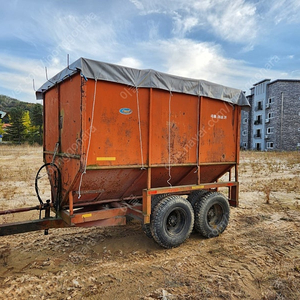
xmin=142 ymin=194 xmax=170 ymax=238
xmin=187 ymin=190 xmax=209 ymax=208
xmin=194 ymin=192 xmax=230 ymax=238
xmin=150 ymin=195 xmax=194 ymax=248
xmin=142 ymin=223 xmax=153 ymax=238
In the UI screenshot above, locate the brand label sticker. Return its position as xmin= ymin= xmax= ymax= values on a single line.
xmin=119 ymin=108 xmax=132 ymax=115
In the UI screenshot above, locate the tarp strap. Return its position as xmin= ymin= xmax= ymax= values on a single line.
xmin=195 ymin=96 xmax=200 ymax=174
xmin=136 ymin=87 xmax=145 ymax=170
xmin=167 ymin=91 xmax=173 ymax=187
xmin=78 ymin=78 xmax=98 ymax=198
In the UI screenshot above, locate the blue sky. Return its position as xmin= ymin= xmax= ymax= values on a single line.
xmin=0 ymin=0 xmax=299 ymax=103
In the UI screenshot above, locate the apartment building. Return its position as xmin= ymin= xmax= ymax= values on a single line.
xmin=240 ymin=79 xmax=300 ymax=151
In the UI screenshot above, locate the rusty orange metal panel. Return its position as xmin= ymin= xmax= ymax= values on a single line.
xmin=71 ymin=207 xmax=127 ymax=224
xmin=83 ymin=80 xmax=149 ymax=167
xmin=75 ymin=216 xmax=126 ymax=228
xmin=44 ymin=86 xmax=59 ymax=153
xmin=200 ymin=97 xmax=238 ymax=163
xmin=150 ymin=89 xmax=198 ymax=165
xmin=70 ymin=168 xmax=147 ymax=203
xmin=59 ymin=74 xmax=82 ymax=156
xmin=43 ymin=74 xmax=82 ymax=206
xmin=199 ymin=164 xmax=233 ymax=183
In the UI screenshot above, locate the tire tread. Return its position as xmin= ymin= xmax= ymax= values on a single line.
xmin=142 ymin=194 xmax=170 ymax=238
xmin=150 ymin=195 xmax=194 ymax=248
xmin=194 ymin=192 xmax=230 ymax=238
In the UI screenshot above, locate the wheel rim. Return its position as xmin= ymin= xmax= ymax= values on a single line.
xmin=207 ymin=204 xmax=223 ymax=228
xmin=165 ymin=208 xmax=186 ymax=235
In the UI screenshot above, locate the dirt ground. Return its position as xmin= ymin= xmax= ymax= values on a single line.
xmin=0 ymin=145 xmax=300 ymax=300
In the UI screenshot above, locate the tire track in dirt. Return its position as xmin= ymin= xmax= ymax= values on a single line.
xmin=1 ymin=207 xmax=300 ymax=300
xmin=1 ymin=148 xmax=300 ymax=299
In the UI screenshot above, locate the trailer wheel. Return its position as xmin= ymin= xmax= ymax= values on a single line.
xmin=187 ymin=190 xmax=208 ymax=208
xmin=142 ymin=194 xmax=170 ymax=238
xmin=194 ymin=192 xmax=230 ymax=238
xmin=150 ymin=196 xmax=194 ymax=248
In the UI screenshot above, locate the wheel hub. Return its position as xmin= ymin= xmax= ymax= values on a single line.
xmin=168 ymin=214 xmax=178 ymax=227
xmin=208 ymin=208 xmax=215 ymax=220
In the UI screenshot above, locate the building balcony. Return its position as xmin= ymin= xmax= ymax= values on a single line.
xmin=255 ymin=105 xmax=263 ymax=111
xmin=254 ymin=134 xmax=262 ymax=139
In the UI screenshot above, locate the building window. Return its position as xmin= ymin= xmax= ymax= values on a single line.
xmin=267 ymin=127 xmax=274 ymax=134
xmin=267 ymin=142 xmax=274 ymax=149
xmin=266 ymin=98 xmax=273 ymax=108
xmin=242 ymin=130 xmax=247 ymax=136
xmin=256 ymin=143 xmax=261 ymax=151
xmin=256 ymin=101 xmax=263 ymax=111
xmin=255 ymin=129 xmax=261 ymax=138
xmin=298 ymin=143 xmax=300 ymax=147
xmin=268 ymin=112 xmax=274 ymax=119
xmin=243 ymin=118 xmax=248 ymax=124
xmin=254 ymin=115 xmax=262 ymax=125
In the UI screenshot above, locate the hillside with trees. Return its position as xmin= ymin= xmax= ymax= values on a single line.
xmin=0 ymin=95 xmax=43 ymax=145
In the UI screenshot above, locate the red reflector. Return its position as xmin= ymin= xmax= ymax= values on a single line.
xmin=149 ymin=191 xmax=158 ymax=195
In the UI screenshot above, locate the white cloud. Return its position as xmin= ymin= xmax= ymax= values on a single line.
xmin=117 ymin=57 xmax=142 ymax=68
xmin=1 ymin=0 xmax=299 ymax=103
xmin=129 ymin=0 xmax=145 ymax=11
xmin=265 ymin=0 xmax=300 ymax=24
xmin=0 ymin=72 xmax=37 ymax=101
xmin=147 ymin=20 xmax=160 ymax=40
xmin=131 ymin=0 xmax=258 ymax=43
xmin=290 ymin=70 xmax=300 ymax=76
xmin=172 ymin=13 xmax=199 ymax=37
xmin=241 ymin=43 xmax=255 ymax=53
xmin=206 ymin=0 xmax=257 ymax=43
xmin=141 ymin=38 xmax=289 ymax=91
xmin=0 ymin=37 xmax=292 ymax=103
xmin=29 ymin=12 xmax=119 ymax=64
xmin=0 ymin=54 xmax=65 ymax=102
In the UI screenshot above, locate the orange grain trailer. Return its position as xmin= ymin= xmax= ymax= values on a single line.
xmin=0 ymin=58 xmax=249 ymax=248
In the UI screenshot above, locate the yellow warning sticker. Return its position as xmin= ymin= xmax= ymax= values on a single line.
xmin=192 ymin=185 xmax=205 ymax=189
xmin=82 ymin=214 xmax=92 ymax=218
xmin=97 ymin=157 xmax=116 ymax=161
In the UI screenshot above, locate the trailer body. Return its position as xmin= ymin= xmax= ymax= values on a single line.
xmin=0 ymin=58 xmax=249 ymax=247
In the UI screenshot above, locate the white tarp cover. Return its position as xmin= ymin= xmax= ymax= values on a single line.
xmin=36 ymin=57 xmax=249 ymax=106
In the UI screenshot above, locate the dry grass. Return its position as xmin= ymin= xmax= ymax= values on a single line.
xmin=0 ymin=144 xmax=43 ymax=212
xmin=240 ymin=151 xmax=300 ymax=198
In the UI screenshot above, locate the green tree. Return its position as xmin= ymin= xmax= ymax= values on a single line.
xmin=4 ymin=107 xmax=26 ymax=144
xmin=0 ymin=119 xmax=4 ymax=136
xmin=30 ymin=104 xmax=43 ymax=145
xmin=23 ymin=110 xmax=36 ymax=144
